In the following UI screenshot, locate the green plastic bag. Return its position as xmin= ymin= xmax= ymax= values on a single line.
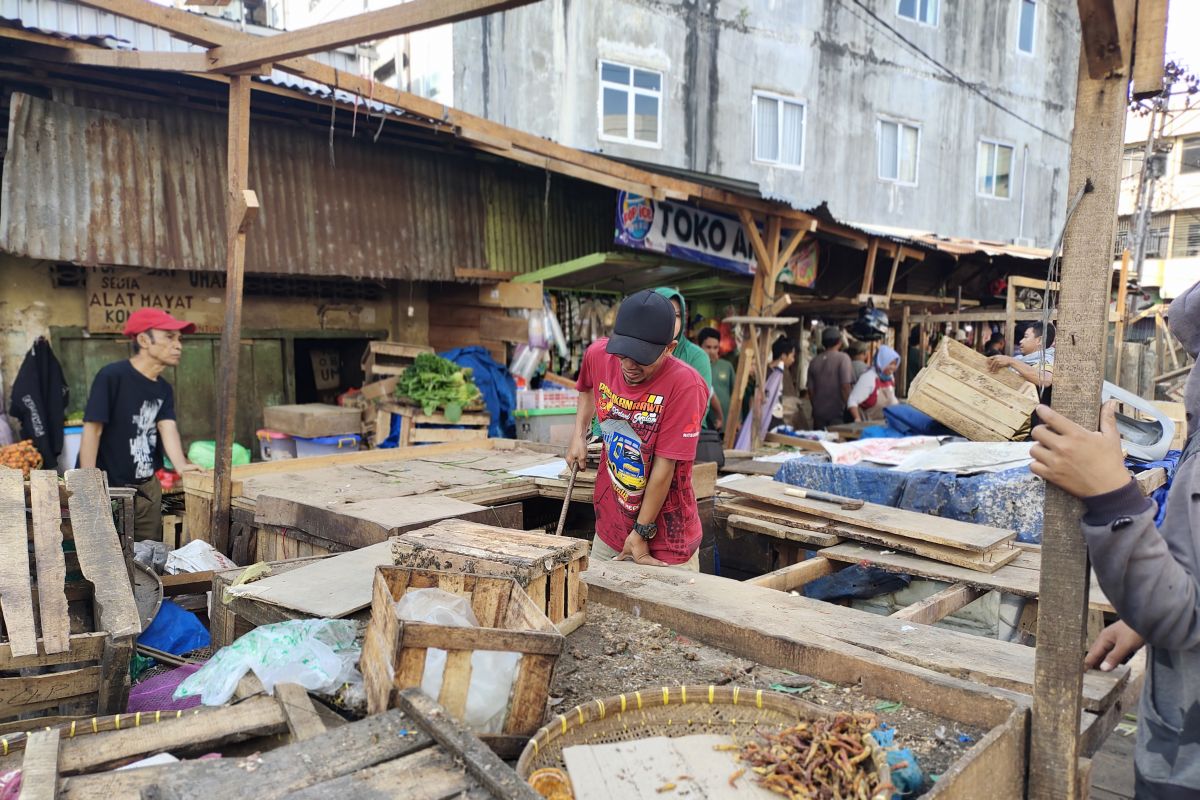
xmin=186 ymin=441 xmax=251 ymax=470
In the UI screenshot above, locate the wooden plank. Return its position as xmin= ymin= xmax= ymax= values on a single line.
xmin=548 ymin=566 xmax=566 ymax=624
xmin=725 ymin=513 xmax=843 ymax=548
xmin=64 ymin=470 xmax=141 ymax=638
xmin=396 ymin=687 xmax=542 ymax=800
xmin=29 ymin=471 xmax=69 ymax=655
xmin=18 ymin=728 xmax=60 ymax=800
xmin=0 ymin=667 xmax=101 ymax=718
xmin=436 ymin=649 xmax=473 ymax=720
xmin=62 ymin=48 xmax=268 ymax=73
xmin=410 ymin=428 xmax=489 ymax=444
xmin=56 ymin=710 xmax=433 ymax=799
xmin=585 ymin=562 xmax=1125 ymax=715
xmin=927 ymin=709 xmax=1027 ymax=800
xmin=206 ymin=0 xmax=538 ymax=72
xmin=860 ymin=238 xmax=879 ymax=295
xmin=224 ymin=540 xmax=392 ymax=618
xmin=746 ymin=557 xmax=835 ymax=592
xmin=0 ymin=633 xmax=107 ymax=670
xmin=820 ymin=542 xmax=1115 ymax=613
xmin=891 ymin=583 xmax=984 ymax=625
xmin=1030 ymin=7 xmax=1134 ymax=796
xmin=400 ymin=625 xmax=563 ymax=656
xmin=721 ymin=476 xmax=1015 ymax=552
xmin=274 ymin=683 xmax=327 ymax=742
xmin=282 ymin=745 xmax=478 ymax=800
xmin=0 ymin=469 xmax=37 ymax=658
xmin=261 ymin=404 xmax=361 ymax=438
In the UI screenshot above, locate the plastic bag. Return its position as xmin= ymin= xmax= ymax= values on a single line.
xmin=133 ymin=540 xmax=167 ymax=574
xmin=173 ymin=619 xmax=360 ymax=706
xmin=165 ymin=540 xmax=238 ymax=575
xmin=395 ymin=588 xmax=520 ymax=734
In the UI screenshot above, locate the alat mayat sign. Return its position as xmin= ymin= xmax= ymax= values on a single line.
xmin=613 ymin=192 xmax=816 ymax=287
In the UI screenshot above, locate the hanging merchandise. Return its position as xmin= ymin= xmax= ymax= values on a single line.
xmin=8 ymin=337 xmax=68 ymax=468
xmin=543 ymin=298 xmax=569 ymax=360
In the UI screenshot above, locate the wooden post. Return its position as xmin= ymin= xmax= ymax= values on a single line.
xmin=1005 ymin=279 xmax=1017 ymax=355
xmin=1028 ymin=2 xmax=1133 ymax=796
xmin=898 ymin=305 xmax=911 ymax=397
xmin=860 ymin=239 xmax=879 ymax=295
xmin=750 ymin=217 xmax=784 ymax=450
xmin=1113 ymin=249 xmax=1130 ymax=381
xmin=210 ymin=75 xmax=258 ymax=555
xmin=885 ymin=248 xmax=902 ymax=301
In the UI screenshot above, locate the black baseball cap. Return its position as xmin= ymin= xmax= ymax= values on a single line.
xmin=606 ymin=290 xmax=675 ymax=365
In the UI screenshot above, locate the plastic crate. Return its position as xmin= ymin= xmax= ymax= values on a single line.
xmin=292 ymin=433 xmax=361 ymax=458
xmin=514 ymin=408 xmax=577 ymax=446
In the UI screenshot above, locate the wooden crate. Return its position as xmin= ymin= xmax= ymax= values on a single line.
xmin=1 ymin=469 xmax=145 ymax=721
xmin=392 ymin=520 xmax=589 ymax=634
xmin=262 ymin=403 xmax=362 ymax=438
xmin=908 ymin=337 xmax=1039 ymax=441
xmin=361 ymin=341 xmax=434 ymax=379
xmin=376 ymin=401 xmax=490 ymax=447
xmin=361 ymin=566 xmax=564 ymax=756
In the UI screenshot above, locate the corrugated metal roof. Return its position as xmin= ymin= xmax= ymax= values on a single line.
xmin=0 ymin=91 xmax=612 ymax=279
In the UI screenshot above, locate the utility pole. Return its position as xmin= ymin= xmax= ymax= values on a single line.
xmin=1129 ymin=82 xmax=1172 ymax=284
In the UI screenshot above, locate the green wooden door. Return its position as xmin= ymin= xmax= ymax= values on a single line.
xmin=52 ymin=332 xmax=285 ymax=457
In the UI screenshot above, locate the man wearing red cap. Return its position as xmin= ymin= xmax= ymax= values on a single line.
xmin=79 ymin=309 xmax=199 ymax=541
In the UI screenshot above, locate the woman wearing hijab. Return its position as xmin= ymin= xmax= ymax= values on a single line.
xmin=734 ymin=337 xmax=797 ymax=449
xmin=846 ymin=345 xmax=901 ymax=422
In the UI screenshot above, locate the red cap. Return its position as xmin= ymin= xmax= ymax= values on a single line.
xmin=122 ymin=308 xmax=197 ymax=336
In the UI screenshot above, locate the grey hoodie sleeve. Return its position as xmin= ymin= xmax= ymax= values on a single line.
xmin=1082 ymin=460 xmax=1200 ymax=651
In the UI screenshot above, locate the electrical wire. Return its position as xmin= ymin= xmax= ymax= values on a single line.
xmin=1031 ymin=180 xmax=1091 ymax=400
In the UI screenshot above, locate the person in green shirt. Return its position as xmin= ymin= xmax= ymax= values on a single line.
xmin=698 ymin=327 xmax=734 ymax=433
xmin=652 ymin=287 xmax=713 ymax=393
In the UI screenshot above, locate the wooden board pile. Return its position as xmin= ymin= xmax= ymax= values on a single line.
xmin=561 ymin=459 xmax=719 ymax=500
xmin=908 ymin=337 xmax=1039 ymax=441
xmin=0 ymin=468 xmax=145 ymax=721
xmin=720 ymin=476 xmax=1019 ymax=572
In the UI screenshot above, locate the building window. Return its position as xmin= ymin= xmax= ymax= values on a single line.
xmin=878 ymin=120 xmax=919 ymax=185
xmin=1122 ymin=146 xmax=1145 ymax=182
xmin=1186 ymin=223 xmax=1200 ymax=258
xmin=1172 ymin=210 xmax=1200 ymax=257
xmin=598 ymin=60 xmax=662 ymax=147
xmin=1017 ymin=0 xmax=1036 ymax=53
xmin=977 ymin=140 xmax=1015 ymax=199
xmin=752 ymin=92 xmax=805 ymax=168
xmin=1182 ymin=136 xmax=1200 ymax=174
xmin=898 ymin=0 xmax=938 ymax=26
xmin=1146 ymin=223 xmax=1171 ymax=259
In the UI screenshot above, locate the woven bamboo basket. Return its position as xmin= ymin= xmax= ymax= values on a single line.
xmin=517 ymin=685 xmax=892 ymax=799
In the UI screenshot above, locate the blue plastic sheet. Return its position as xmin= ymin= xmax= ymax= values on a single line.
xmin=138 ymin=599 xmax=210 ymax=656
xmin=776 ymin=456 xmax=1046 ymax=543
xmin=439 ymin=347 xmax=517 ymax=439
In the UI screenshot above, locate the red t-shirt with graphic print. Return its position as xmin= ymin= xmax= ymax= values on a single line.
xmin=576 ymin=339 xmax=709 ymax=564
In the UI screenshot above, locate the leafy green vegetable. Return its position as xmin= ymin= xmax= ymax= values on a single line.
xmin=396 ymin=353 xmax=483 ymax=419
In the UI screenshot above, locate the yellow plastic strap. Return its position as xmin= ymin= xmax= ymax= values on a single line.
xmin=69 ymin=721 xmax=77 ymax=738
xmin=135 ymin=712 xmax=142 ymax=727
xmin=756 ymin=690 xmax=763 ymax=709
xmin=681 ymin=686 xmax=687 ymax=704
xmin=92 ymin=719 xmax=99 ymax=734
xmin=155 ymin=711 xmax=162 ymax=723
xmin=662 ymin=687 xmax=669 ymax=706
xmin=635 ymin=691 xmax=644 ymax=709
xmin=708 ymin=686 xmax=715 ymax=704
xmin=532 ymin=738 xmax=539 ymax=755
xmin=577 ymin=706 xmax=585 ymax=725
xmin=114 ymin=714 xmax=121 ymax=730
xmin=620 ymin=694 xmax=627 ymax=713
xmin=596 ymin=699 xmax=606 ymax=719
xmin=733 ymin=687 xmax=741 ymax=705
xmin=559 ymin=715 xmax=568 ymax=734
xmin=2 ymin=739 xmax=8 ymax=757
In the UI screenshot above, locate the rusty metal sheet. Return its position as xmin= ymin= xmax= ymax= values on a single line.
xmin=1 ymin=91 xmax=610 ymax=281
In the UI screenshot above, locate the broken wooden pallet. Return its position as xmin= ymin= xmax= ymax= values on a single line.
xmin=719 ymin=476 xmax=1019 ymax=572
xmin=0 ymin=468 xmax=144 ymax=722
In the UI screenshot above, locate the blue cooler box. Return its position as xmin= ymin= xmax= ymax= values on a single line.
xmin=292 ymin=433 xmax=361 ymax=458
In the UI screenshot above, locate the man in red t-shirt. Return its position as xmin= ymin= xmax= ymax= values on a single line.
xmin=567 ymin=290 xmax=709 ymax=568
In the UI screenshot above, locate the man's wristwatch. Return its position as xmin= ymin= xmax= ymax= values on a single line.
xmin=633 ymin=521 xmax=657 ymax=541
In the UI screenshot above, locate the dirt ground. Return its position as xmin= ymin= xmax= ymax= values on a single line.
xmin=550 ymin=604 xmax=984 ymax=790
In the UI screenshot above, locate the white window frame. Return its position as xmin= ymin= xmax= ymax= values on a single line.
xmin=597 ymin=59 xmax=664 ymax=149
xmin=751 ymin=90 xmax=807 ymax=171
xmin=896 ymin=0 xmax=939 ymax=27
xmin=977 ymin=138 xmax=1017 ymax=200
xmin=876 ymin=117 xmax=921 ymax=186
xmin=1016 ymin=0 xmax=1037 ymax=55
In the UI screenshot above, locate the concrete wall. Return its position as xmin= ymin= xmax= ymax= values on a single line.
xmin=0 ymin=255 xmax=430 ymax=423
xmin=453 ymin=0 xmax=1079 ymax=247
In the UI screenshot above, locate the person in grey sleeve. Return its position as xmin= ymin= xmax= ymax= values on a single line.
xmin=1029 ymin=280 xmax=1200 ymax=799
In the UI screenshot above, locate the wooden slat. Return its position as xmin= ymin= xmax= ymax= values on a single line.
xmin=410 ymin=428 xmax=489 ymax=444
xmin=891 ymin=583 xmax=984 ymax=625
xmin=274 ymin=683 xmax=327 ymax=742
xmin=746 ymin=557 xmax=835 ymax=592
xmin=499 ymin=653 xmax=555 ymax=736
xmin=29 ymin=471 xmax=69 ymax=654
xmin=547 ymin=566 xmax=566 ymax=624
xmin=436 ymin=649 xmax=473 ymax=720
xmin=399 ymin=624 xmax=563 ymax=656
xmin=721 ymin=476 xmax=1015 ymax=552
xmin=0 ymin=469 xmax=37 ymax=657
xmin=724 ymin=512 xmax=843 ymax=548
xmin=0 ymin=633 xmax=107 ymax=670
xmin=18 ymin=728 xmax=60 ymax=800
xmin=64 ymin=470 xmax=141 ymax=637
xmin=1077 ymin=0 xmax=1126 ymax=79
xmin=0 ymin=667 xmax=101 ymax=718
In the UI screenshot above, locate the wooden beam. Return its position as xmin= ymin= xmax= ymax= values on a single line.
xmin=274 ymin=683 xmax=327 ymax=742
xmin=18 ymin=728 xmax=60 ymax=800
xmin=1131 ymin=0 xmax=1169 ymax=98
xmin=746 ymin=557 xmax=835 ymax=593
xmin=60 ymin=48 xmax=269 ymax=74
xmin=898 ymin=305 xmax=911 ymax=397
xmin=885 ymin=246 xmax=903 ymax=300
xmin=206 ymin=0 xmax=538 ymax=73
xmin=210 ymin=75 xmax=255 ymax=556
xmin=1028 ymin=3 xmax=1133 ymax=795
xmin=1077 ymin=0 xmax=1125 ymax=78
xmin=860 ymin=239 xmax=879 ymax=295
xmin=736 ymin=210 xmax=773 ymax=279
xmin=891 ymin=583 xmax=984 ymax=626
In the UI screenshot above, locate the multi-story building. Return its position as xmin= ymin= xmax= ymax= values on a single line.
xmin=1117 ymin=105 xmax=1200 ymax=299
xmin=447 ymin=0 xmax=1081 ymax=247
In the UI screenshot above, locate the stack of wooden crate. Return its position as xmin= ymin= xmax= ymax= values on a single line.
xmin=428 ymin=281 xmax=543 ymax=363
xmin=908 ymin=337 xmax=1040 ymax=441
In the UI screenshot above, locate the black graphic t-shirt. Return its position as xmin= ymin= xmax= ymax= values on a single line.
xmin=83 ymin=360 xmax=176 ymax=486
